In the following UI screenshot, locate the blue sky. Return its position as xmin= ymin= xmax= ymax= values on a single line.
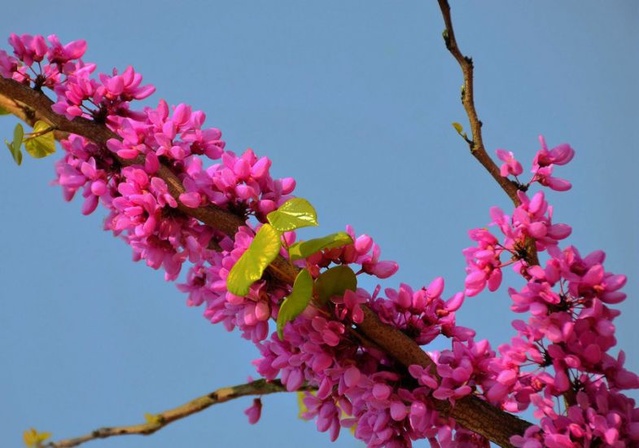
xmin=1 ymin=2 xmax=637 ymax=447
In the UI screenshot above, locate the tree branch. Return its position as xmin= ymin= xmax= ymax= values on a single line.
xmin=0 ymin=78 xmax=246 ymax=238
xmin=436 ymin=0 xmax=539 ymax=267
xmin=0 ymin=67 xmax=531 ymax=446
xmin=437 ymin=0 xmax=521 ymax=206
xmin=43 ymin=379 xmax=305 ymax=448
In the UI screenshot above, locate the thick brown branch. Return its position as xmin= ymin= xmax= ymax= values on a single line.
xmin=0 ymin=75 xmax=532 ymax=446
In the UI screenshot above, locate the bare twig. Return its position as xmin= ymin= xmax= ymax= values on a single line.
xmin=437 ymin=0 xmax=521 ymax=205
xmin=44 ymin=379 xmax=305 ymax=448
xmin=436 ymin=0 xmax=539 ymax=266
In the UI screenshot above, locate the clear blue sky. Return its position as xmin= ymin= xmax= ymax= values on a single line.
xmin=1 ymin=2 xmax=637 ymax=447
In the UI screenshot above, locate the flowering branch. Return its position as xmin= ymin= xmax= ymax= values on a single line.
xmin=2 ymin=13 xmax=636 ymax=448
xmin=0 ymin=75 xmax=531 ymax=447
xmin=436 ymin=0 xmax=539 ymax=267
xmin=42 ymin=379 xmax=302 ymax=448
xmin=437 ymin=0 xmax=516 ymax=200
xmin=0 ymin=77 xmax=247 ymax=238
xmin=438 ymin=0 xmax=520 ymax=198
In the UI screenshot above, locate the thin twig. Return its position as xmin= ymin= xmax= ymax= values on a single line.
xmin=437 ymin=0 xmax=520 ymax=205
xmin=43 ymin=379 xmax=306 ymax=448
xmin=436 ymin=0 xmax=539 ymax=266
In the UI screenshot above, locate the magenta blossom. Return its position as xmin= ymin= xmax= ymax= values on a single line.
xmin=531 ymin=135 xmax=575 ymax=191
xmin=496 ymin=149 xmax=523 ymax=177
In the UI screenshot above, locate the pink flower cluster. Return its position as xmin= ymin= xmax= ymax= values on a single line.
xmin=461 ymin=145 xmax=639 ymax=446
xmin=0 ymin=34 xmax=87 ymax=88
xmin=1 ymin=34 xmax=295 ymax=284
xmin=255 ymin=278 xmax=485 ymax=446
xmin=2 ymin=34 xmax=638 ymax=447
xmin=500 ymin=245 xmax=639 ymax=446
xmin=303 ymin=226 xmax=399 ymax=280
xmin=465 ymin=139 xmax=574 ymax=299
xmin=496 ymin=136 xmax=574 ymax=191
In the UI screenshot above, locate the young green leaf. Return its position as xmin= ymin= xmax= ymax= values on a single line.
xmin=267 ymin=197 xmax=318 ymax=231
xmin=288 ymin=231 xmax=353 ymax=261
xmin=315 ymin=265 xmax=357 ymax=305
xmin=0 ymin=105 xmax=10 ymax=115
xmin=452 ymin=121 xmax=467 ymax=139
xmin=5 ymin=140 xmax=22 ymax=165
xmin=24 ymin=121 xmax=56 ymax=158
xmin=5 ymin=123 xmax=24 ymax=165
xmin=13 ymin=122 xmax=23 ymax=147
xmin=227 ymin=224 xmax=281 ymax=296
xmin=23 ymin=428 xmax=52 ymax=447
xmin=276 ymin=268 xmax=313 ymax=339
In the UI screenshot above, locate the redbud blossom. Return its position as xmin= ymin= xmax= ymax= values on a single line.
xmin=2 ymin=34 xmax=637 ymax=448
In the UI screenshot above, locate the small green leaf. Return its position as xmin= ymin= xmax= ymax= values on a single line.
xmin=288 ymin=231 xmax=353 ymax=261
xmin=23 ymin=428 xmax=52 ymax=447
xmin=452 ymin=122 xmax=467 ymax=139
xmin=315 ymin=265 xmax=357 ymax=305
xmin=227 ymin=224 xmax=281 ymax=296
xmin=267 ymin=198 xmax=318 ymax=232
xmin=277 ymin=269 xmax=313 ymax=339
xmin=13 ymin=123 xmax=23 ymax=147
xmin=5 ymin=123 xmax=24 ymax=165
xmin=24 ymin=121 xmax=56 ymax=158
xmin=5 ymin=139 xmax=22 ymax=165
xmin=0 ymin=105 xmax=10 ymax=115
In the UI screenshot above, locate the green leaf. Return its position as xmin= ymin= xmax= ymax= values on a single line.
xmin=315 ymin=265 xmax=357 ymax=305
xmin=0 ymin=105 xmax=10 ymax=115
xmin=24 ymin=121 xmax=56 ymax=158
xmin=267 ymin=198 xmax=318 ymax=232
xmin=13 ymin=123 xmax=23 ymax=147
xmin=5 ymin=123 xmax=24 ymax=165
xmin=288 ymin=231 xmax=353 ymax=261
xmin=5 ymin=140 xmax=22 ymax=165
xmin=227 ymin=224 xmax=281 ymax=296
xmin=276 ymin=269 xmax=313 ymax=339
xmin=23 ymin=428 xmax=52 ymax=447
xmin=452 ymin=122 xmax=467 ymax=139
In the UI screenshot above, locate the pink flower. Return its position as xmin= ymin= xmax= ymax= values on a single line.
xmin=463 ymin=228 xmax=503 ymax=297
xmin=534 ymin=135 xmax=575 ymax=167
xmin=98 ymin=66 xmax=155 ymax=102
xmin=8 ymin=33 xmax=47 ymax=66
xmin=531 ymin=136 xmax=575 ymax=191
xmin=0 ymin=49 xmax=18 ymax=78
xmin=46 ymin=34 xmax=87 ymax=67
xmin=333 ymin=289 xmax=368 ymax=324
xmin=244 ymin=398 xmax=262 ymax=424
xmin=496 ymin=149 xmax=523 ymax=177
